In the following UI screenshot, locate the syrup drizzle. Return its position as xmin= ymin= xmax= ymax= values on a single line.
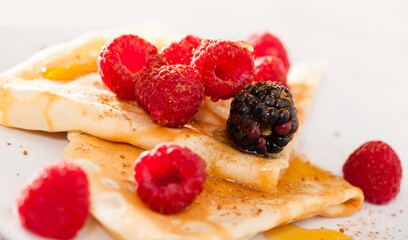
xmin=264 ymin=224 xmax=352 ymax=240
xmin=41 ymin=61 xmax=98 ymax=80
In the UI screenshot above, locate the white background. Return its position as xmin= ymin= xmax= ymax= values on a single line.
xmin=0 ymin=0 xmax=407 ymax=239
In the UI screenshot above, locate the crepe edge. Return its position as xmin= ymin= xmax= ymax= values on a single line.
xmin=2 ymin=25 xmax=181 ymax=80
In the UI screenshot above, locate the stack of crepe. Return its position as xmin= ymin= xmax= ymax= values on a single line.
xmin=0 ymin=27 xmax=363 ymax=239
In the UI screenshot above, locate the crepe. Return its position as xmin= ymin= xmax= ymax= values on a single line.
xmin=0 ymin=28 xmax=322 ymax=192
xmin=63 ymin=132 xmax=363 ymax=240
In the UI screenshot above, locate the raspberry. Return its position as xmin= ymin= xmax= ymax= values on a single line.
xmin=135 ymin=65 xmax=204 ymax=127
xmin=134 ymin=143 xmax=207 ymax=214
xmin=227 ymin=81 xmax=298 ymax=156
xmin=98 ymin=34 xmax=165 ymax=100
xmin=254 ymin=56 xmax=289 ymax=89
xmin=17 ymin=161 xmax=89 ymax=239
xmin=161 ymin=35 xmax=202 ymax=65
xmin=134 ymin=68 xmax=158 ymax=111
xmin=191 ymin=40 xmax=255 ymax=101
xmin=343 ymin=141 xmax=403 ymax=204
xmin=246 ymin=32 xmax=290 ymax=72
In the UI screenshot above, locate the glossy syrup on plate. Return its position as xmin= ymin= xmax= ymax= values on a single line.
xmin=264 ymin=224 xmax=351 ymax=240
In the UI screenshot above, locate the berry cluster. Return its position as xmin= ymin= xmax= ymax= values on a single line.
xmin=99 ymin=32 xmax=289 ymax=127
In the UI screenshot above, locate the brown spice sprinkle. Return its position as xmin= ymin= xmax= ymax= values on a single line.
xmin=339 ymin=228 xmax=345 ymax=233
xmin=335 ymin=207 xmax=408 ymax=240
xmin=23 ymin=150 xmax=28 ymax=155
xmin=7 ymin=142 xmax=11 ymax=145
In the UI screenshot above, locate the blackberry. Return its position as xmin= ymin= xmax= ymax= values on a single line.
xmin=227 ymin=81 xmax=298 ymax=156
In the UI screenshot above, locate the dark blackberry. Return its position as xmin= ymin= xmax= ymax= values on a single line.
xmin=227 ymin=81 xmax=298 ymax=156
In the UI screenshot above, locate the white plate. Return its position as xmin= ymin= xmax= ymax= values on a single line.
xmin=0 ymin=30 xmax=407 ymax=240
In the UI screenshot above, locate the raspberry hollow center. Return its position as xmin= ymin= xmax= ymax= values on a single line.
xmin=214 ymin=61 xmax=236 ymax=81
xmin=120 ymin=50 xmax=146 ymax=73
xmin=153 ymin=169 xmax=182 ymax=187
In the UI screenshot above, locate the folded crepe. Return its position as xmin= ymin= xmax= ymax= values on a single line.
xmin=63 ymin=132 xmax=363 ymax=240
xmin=0 ymin=28 xmax=322 ymax=192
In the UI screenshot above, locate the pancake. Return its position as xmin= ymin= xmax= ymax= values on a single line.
xmin=62 ymin=132 xmax=363 ymax=240
xmin=0 ymin=28 xmax=323 ymax=192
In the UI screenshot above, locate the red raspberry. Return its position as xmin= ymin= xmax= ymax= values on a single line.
xmin=246 ymin=32 xmax=290 ymax=72
xmin=98 ymin=34 xmax=165 ymax=100
xmin=136 ymin=65 xmax=204 ymax=127
xmin=135 ymin=70 xmax=156 ymax=111
xmin=161 ymin=35 xmax=202 ymax=65
xmin=254 ymin=56 xmax=289 ymax=89
xmin=134 ymin=68 xmax=159 ymax=111
xmin=134 ymin=143 xmax=207 ymax=214
xmin=17 ymin=161 xmax=89 ymax=239
xmin=191 ymin=40 xmax=255 ymax=101
xmin=343 ymin=141 xmax=403 ymax=204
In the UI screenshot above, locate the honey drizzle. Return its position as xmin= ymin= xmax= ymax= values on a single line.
xmin=41 ymin=61 xmax=98 ymax=81
xmin=264 ymin=224 xmax=352 ymax=240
